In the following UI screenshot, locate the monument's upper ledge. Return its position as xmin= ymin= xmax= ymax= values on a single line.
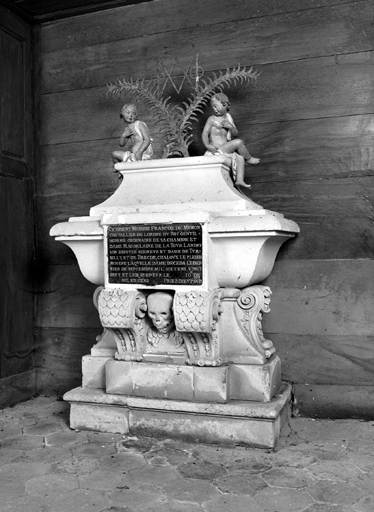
xmin=90 ymin=155 xmax=263 ymax=217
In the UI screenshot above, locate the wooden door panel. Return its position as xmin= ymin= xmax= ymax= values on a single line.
xmin=1 ymin=29 xmax=25 ymax=159
xmin=0 ymin=4 xmax=32 ymax=179
xmin=0 ymin=5 xmax=35 ymax=380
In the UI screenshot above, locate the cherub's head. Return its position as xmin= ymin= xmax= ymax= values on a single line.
xmin=120 ymin=104 xmax=138 ymax=123
xmin=147 ymin=292 xmax=174 ymax=334
xmin=211 ymin=93 xmax=230 ymax=116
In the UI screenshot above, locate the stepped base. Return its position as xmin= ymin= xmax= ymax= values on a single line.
xmin=63 ymin=382 xmax=292 ymax=448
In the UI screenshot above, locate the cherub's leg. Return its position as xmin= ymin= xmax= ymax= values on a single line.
xmin=233 ymin=155 xmax=252 ymax=189
xmin=220 ymin=140 xmax=259 ymax=164
xmin=112 ymin=150 xmax=125 ymax=164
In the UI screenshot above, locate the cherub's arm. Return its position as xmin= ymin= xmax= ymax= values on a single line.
xmin=221 ymin=114 xmax=238 ymax=137
xmin=202 ymin=117 xmax=219 ymax=153
xmin=119 ymin=126 xmax=133 ymax=147
xmin=133 ymin=121 xmax=151 ymax=160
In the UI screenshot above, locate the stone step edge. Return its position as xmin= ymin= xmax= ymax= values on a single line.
xmin=64 ymin=381 xmax=292 ymax=420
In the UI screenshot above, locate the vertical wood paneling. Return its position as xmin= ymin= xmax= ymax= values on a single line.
xmin=0 ymin=5 xmax=36 ymax=392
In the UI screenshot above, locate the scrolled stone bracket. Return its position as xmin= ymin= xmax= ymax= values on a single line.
xmin=174 ymin=289 xmax=224 ymax=366
xmin=234 ymin=285 xmax=275 ymax=359
xmin=94 ymin=287 xmax=147 ymax=361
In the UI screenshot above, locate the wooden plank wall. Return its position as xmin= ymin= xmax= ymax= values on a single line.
xmin=37 ymin=0 xmax=374 ymax=415
xmin=0 ymin=6 xmax=37 ymax=407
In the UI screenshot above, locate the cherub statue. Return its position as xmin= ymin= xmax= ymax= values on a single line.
xmin=202 ymin=93 xmax=259 ymax=189
xmin=112 ymin=103 xmax=153 ymax=170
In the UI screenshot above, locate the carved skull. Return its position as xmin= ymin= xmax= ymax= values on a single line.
xmin=147 ymin=292 xmax=175 ymax=334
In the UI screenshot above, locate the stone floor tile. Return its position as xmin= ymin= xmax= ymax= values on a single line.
xmin=25 ymin=473 xmax=79 ymax=497
xmin=98 ymin=452 xmax=147 ymax=473
xmin=25 ymin=446 xmax=73 ymax=464
xmin=225 ymin=456 xmax=272 ymax=474
xmin=50 ymin=489 xmax=110 ymax=512
xmin=0 ymin=423 xmax=23 ymax=438
xmin=306 ymin=480 xmax=364 ymax=506
xmin=214 ymin=472 xmax=267 ymax=496
xmin=205 ymin=493 xmax=266 ymax=512
xmin=128 ymin=464 xmax=182 ymax=487
xmin=0 ymin=495 xmax=51 ymax=512
xmin=0 ymin=411 xmax=36 ymax=427
xmin=254 ymin=487 xmax=313 ymax=512
xmin=308 ymin=448 xmax=347 ymax=461
xmin=303 ymin=505 xmax=351 ymax=512
xmin=18 ymin=395 xmax=57 ymax=410
xmin=291 ymin=419 xmax=355 ymax=440
xmin=101 ymin=508 xmax=137 ymax=512
xmin=143 ymin=453 xmax=171 ymax=466
xmin=1 ymin=435 xmax=45 ymax=450
xmin=0 ymin=460 xmax=51 ymax=483
xmin=177 ymin=460 xmax=227 ymax=480
xmin=51 ymin=455 xmax=99 ymax=474
xmin=1 ymin=396 xmax=374 ymax=512
xmin=352 ymin=473 xmax=374 ymax=496
xmin=349 ymin=453 xmax=374 ymax=472
xmin=307 ymin=460 xmax=365 ymax=481
xmin=23 ymin=421 xmax=65 ymax=436
xmin=348 ymin=438 xmax=374 ymax=455
xmin=71 ymin=440 xmax=118 ymax=458
xmin=108 ymin=488 xmax=165 ymax=510
xmin=0 ymin=479 xmax=27 ymax=500
xmin=262 ymin=466 xmax=314 ymax=488
xmin=141 ymin=498 xmax=205 ymax=512
xmin=0 ymin=448 xmax=24 ymax=465
xmin=45 ymin=429 xmax=88 ymax=447
xmin=85 ymin=431 xmax=123 ymax=444
xmin=191 ymin=444 xmax=256 ymax=467
xmin=117 ymin=435 xmax=160 ymax=454
xmin=144 ymin=445 xmax=192 ymax=466
xmin=78 ymin=469 xmax=133 ymax=491
xmin=352 ymin=496 xmax=374 ymax=512
xmin=161 ymin=477 xmax=220 ymax=503
xmin=267 ymin=448 xmax=317 ymax=468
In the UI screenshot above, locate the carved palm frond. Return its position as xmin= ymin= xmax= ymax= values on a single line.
xmin=107 ymin=64 xmax=259 ymax=158
xmin=181 ymin=65 xmax=260 ymax=134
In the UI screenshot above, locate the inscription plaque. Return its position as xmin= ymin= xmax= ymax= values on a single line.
xmin=107 ymin=223 xmax=203 ymax=286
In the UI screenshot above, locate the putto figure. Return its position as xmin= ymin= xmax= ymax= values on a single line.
xmin=112 ymin=103 xmax=153 ymax=170
xmin=202 ymin=93 xmax=259 ymax=189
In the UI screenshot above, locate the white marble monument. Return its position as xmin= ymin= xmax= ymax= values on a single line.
xmin=50 ymin=155 xmax=299 ymax=448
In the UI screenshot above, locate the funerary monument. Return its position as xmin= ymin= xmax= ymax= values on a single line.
xmin=51 ymin=152 xmax=299 ymax=448
xmin=51 ymin=61 xmax=300 ymax=447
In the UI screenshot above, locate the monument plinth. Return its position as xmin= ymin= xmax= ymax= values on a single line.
xmin=51 ymin=155 xmax=299 ymax=448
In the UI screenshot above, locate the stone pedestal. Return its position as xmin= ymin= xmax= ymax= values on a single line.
xmin=64 ymin=383 xmax=292 ymax=448
xmin=51 ymin=156 xmax=299 ymax=448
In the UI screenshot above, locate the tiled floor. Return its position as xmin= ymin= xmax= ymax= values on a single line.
xmin=0 ymin=394 xmax=373 ymax=511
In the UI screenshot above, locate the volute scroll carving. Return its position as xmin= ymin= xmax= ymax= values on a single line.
xmin=234 ymin=285 xmax=275 ymax=359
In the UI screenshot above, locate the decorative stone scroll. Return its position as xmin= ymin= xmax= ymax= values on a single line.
xmin=93 ymin=284 xmax=274 ymax=366
xmin=174 ymin=289 xmax=223 ymax=366
xmin=234 ymin=285 xmax=275 ymax=359
xmin=94 ymin=287 xmax=147 ymax=361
